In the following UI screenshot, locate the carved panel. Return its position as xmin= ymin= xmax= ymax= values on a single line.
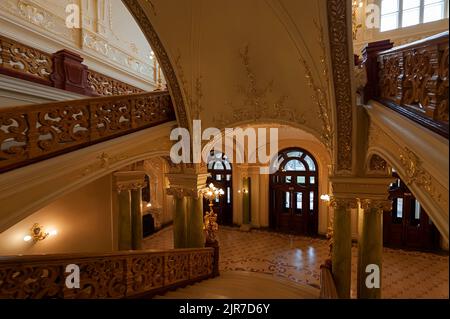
xmin=0 ymin=264 xmax=62 ymax=298
xmin=87 ymin=70 xmax=144 ymax=96
xmin=377 ymin=33 xmax=449 ymax=126
xmin=0 ymin=34 xmax=53 ymax=84
xmin=127 ymin=255 xmax=164 ymax=293
xmin=164 ymin=253 xmax=190 ymax=286
xmin=379 ymin=52 xmax=403 ymax=103
xmin=190 ymin=251 xmax=214 ymax=278
xmin=64 ymin=258 xmax=127 ymax=299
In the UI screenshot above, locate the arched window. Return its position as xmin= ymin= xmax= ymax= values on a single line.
xmin=269 ymin=148 xmax=319 ymax=236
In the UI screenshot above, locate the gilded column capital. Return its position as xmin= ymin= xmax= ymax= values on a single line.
xmin=330 ymin=197 xmax=358 ymax=210
xmin=166 ymin=187 xmax=203 ymax=199
xmin=166 ymin=172 xmax=209 ymax=199
xmin=360 ymin=199 xmax=393 ymax=212
xmin=114 ymin=171 xmax=147 ymax=193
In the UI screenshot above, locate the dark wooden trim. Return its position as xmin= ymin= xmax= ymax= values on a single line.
xmin=375 ymin=98 xmax=449 ymax=139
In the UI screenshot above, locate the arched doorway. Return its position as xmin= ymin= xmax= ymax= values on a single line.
xmin=269 ymin=148 xmax=318 ymax=236
xmin=204 ymin=151 xmax=233 ymax=226
xmin=384 ymin=170 xmax=440 ymax=250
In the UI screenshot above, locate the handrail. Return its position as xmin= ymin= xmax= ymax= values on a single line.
xmin=0 ymin=247 xmax=215 ymax=298
xmin=362 ymin=32 xmax=448 ymax=138
xmin=0 ymin=90 xmax=175 ymax=173
xmin=319 ymin=259 xmax=339 ymax=299
xmin=0 ymin=34 xmax=148 ymax=96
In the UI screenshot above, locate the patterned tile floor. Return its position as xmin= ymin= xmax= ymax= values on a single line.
xmin=143 ymin=226 xmax=449 ymax=299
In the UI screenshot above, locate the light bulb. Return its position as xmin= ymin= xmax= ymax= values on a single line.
xmin=320 ymin=194 xmax=331 ymax=202
xmin=147 ymin=202 xmax=152 ymax=207
xmin=48 ymin=229 xmax=58 ymax=236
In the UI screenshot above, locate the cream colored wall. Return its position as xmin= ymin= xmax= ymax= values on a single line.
xmin=0 ymin=175 xmax=113 ymax=256
xmin=353 ymin=0 xmax=449 ymax=54
xmin=0 ymin=74 xmax=85 ymax=108
xmin=0 ymin=0 xmax=163 ymax=90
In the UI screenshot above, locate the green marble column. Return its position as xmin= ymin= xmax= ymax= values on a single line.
xmin=130 ymin=188 xmax=143 ymax=250
xmin=118 ymin=190 xmax=132 ymax=250
xmin=331 ymin=198 xmax=355 ymax=299
xmin=187 ymin=196 xmax=205 ymax=248
xmin=358 ymin=200 xmax=389 ymax=299
xmin=242 ymin=177 xmax=251 ymax=224
xmin=173 ymin=196 xmax=187 ymax=248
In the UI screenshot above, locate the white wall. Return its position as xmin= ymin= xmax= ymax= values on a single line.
xmin=0 ymin=175 xmax=113 ymax=256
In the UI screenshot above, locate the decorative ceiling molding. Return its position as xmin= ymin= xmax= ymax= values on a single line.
xmin=327 ymin=0 xmax=354 ymax=173
xmin=213 ymin=45 xmax=303 ymax=128
xmin=122 ymin=0 xmax=189 ymax=129
xmin=174 ymin=52 xmax=203 ymax=120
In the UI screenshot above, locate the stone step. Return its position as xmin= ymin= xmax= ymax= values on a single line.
xmin=156 ymin=271 xmax=319 ymax=299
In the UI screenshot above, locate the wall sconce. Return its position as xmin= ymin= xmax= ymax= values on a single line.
xmin=238 ymin=189 xmax=249 ymax=194
xmin=146 ymin=202 xmax=152 ymax=208
xmin=23 ymin=223 xmax=57 ymax=243
xmin=320 ymin=194 xmax=331 ymax=202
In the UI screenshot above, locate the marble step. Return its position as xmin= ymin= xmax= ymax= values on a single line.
xmin=156 ymin=271 xmax=319 ymax=299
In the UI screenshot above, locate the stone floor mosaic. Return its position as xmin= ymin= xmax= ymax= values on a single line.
xmin=143 ymin=226 xmax=449 ymax=299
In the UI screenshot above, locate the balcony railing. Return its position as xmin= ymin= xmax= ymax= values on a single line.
xmin=362 ymin=31 xmax=449 ymax=138
xmin=0 ymin=91 xmax=175 ymax=173
xmin=0 ymin=34 xmax=155 ymax=96
xmin=0 ymin=247 xmax=215 ymax=298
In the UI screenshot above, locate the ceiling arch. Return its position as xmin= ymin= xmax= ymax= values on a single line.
xmin=123 ymin=0 xmax=355 ymax=175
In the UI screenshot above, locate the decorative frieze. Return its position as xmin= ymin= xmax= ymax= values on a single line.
xmin=114 ymin=170 xmax=147 ymax=193
xmin=327 ymin=0 xmax=354 ymax=173
xmin=329 ymin=197 xmax=358 ymax=210
xmin=166 ymin=172 xmax=209 ymax=199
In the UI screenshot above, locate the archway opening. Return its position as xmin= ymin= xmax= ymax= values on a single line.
xmin=204 ymin=151 xmax=233 ymax=226
xmin=384 ymin=169 xmax=440 ymax=251
xmin=269 ymin=148 xmax=318 ymax=236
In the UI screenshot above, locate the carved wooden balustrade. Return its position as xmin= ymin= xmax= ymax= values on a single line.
xmin=0 ymin=34 xmax=146 ymax=96
xmin=87 ymin=70 xmax=144 ymax=96
xmin=0 ymin=247 xmax=215 ymax=299
xmin=363 ymin=32 xmax=448 ymax=138
xmin=0 ymin=91 xmax=175 ymax=173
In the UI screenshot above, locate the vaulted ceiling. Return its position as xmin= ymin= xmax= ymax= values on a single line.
xmin=123 ymin=0 xmax=356 ymax=174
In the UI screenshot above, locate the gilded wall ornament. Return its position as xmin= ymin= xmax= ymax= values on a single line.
xmin=213 ymin=45 xmax=303 ymax=127
xmin=398 ymin=147 xmax=444 ymax=204
xmin=299 ymin=55 xmax=333 ymax=152
xmin=174 ymin=53 xmax=203 ymax=119
xmin=78 ymin=152 xmax=129 ymax=177
xmin=368 ymin=154 xmax=389 ymax=174
xmin=327 ymin=0 xmax=354 ymax=172
xmin=360 ymin=199 xmax=393 ymax=212
xmin=329 ymin=197 xmax=358 ymax=210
